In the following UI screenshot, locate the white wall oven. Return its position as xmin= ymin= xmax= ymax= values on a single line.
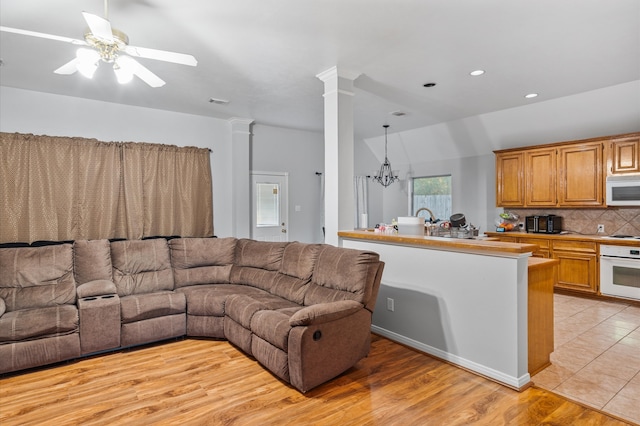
xmin=600 ymin=244 xmax=640 ymax=300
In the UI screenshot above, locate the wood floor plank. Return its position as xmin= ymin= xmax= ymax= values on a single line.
xmin=0 ymin=335 xmax=632 ymax=425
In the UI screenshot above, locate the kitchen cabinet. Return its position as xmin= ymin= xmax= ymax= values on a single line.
xmin=495 ymin=136 xmax=612 ymax=208
xmin=608 ymin=135 xmax=640 ymax=175
xmin=557 ymin=142 xmax=604 ymax=206
xmin=519 ymin=237 xmax=550 ymax=258
xmin=495 ymin=152 xmax=524 ymax=207
xmin=526 ymin=148 xmax=557 ymax=206
xmin=551 ymin=240 xmax=598 ymax=294
xmin=486 ymin=233 xmax=598 ymax=295
xmin=487 ymin=234 xmax=548 ymax=257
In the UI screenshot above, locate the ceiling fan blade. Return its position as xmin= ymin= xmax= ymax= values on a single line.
xmin=0 ymin=26 xmax=86 ymax=45
xmin=54 ymin=58 xmax=79 ymax=75
xmin=125 ymin=57 xmax=166 ymax=87
xmin=124 ymin=45 xmax=197 ymax=66
xmin=82 ymin=11 xmax=113 ymax=42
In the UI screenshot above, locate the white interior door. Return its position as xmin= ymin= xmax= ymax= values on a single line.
xmin=251 ymin=172 xmax=288 ymax=242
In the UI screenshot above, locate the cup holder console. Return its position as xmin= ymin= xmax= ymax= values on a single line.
xmin=78 ymin=293 xmax=121 ymax=354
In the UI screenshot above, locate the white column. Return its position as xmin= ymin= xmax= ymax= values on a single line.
xmin=229 ymin=117 xmax=254 ymax=238
xmin=316 ymin=66 xmax=360 ymax=246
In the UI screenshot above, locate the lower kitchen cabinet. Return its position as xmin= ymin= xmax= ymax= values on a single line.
xmin=519 ymin=237 xmax=550 ymax=258
xmin=551 ymin=240 xmax=598 ymax=294
xmin=486 ymin=233 xmax=599 ymax=294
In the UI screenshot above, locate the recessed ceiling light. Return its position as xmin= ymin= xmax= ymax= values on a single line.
xmin=390 ymin=110 xmax=407 ymax=117
xmin=423 ymin=82 xmax=436 ymax=88
xmin=524 ymin=93 xmax=538 ymax=99
xmin=469 ymin=70 xmax=485 ymax=76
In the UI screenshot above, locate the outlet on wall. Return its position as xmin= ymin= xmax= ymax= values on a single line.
xmin=597 ymin=224 xmax=605 ymax=233
xmin=386 ymin=297 xmax=394 ymax=312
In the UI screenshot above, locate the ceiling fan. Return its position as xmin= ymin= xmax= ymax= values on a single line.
xmin=0 ymin=0 xmax=197 ymax=87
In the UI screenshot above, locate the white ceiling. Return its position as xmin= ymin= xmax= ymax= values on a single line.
xmin=1 ymin=0 xmax=639 ymax=140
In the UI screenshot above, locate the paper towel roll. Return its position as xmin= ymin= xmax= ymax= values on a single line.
xmin=359 ymin=213 xmax=368 ymax=229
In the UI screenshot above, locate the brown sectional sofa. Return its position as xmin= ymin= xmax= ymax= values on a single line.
xmin=0 ymin=237 xmax=384 ymax=392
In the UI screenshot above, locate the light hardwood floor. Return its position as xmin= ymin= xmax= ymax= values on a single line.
xmin=0 ymin=335 xmax=632 ymax=425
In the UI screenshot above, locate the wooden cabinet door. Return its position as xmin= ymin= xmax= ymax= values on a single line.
xmin=609 ymin=136 xmax=640 ymax=175
xmin=551 ymin=241 xmax=598 ymax=294
xmin=496 ymin=152 xmax=524 ymax=207
xmin=525 ymin=148 xmax=557 ymax=206
xmin=518 ymin=237 xmax=550 ymax=258
xmin=557 ymin=142 xmax=604 ymax=206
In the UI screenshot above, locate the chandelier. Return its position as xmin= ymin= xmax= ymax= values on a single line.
xmin=373 ymin=124 xmax=399 ymax=187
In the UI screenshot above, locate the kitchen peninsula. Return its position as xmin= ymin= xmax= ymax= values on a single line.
xmin=338 ymin=230 xmax=556 ymax=390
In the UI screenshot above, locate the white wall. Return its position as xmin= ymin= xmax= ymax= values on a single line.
xmin=250 ymin=124 xmax=325 ymax=243
xmin=0 ymin=86 xmax=326 ymax=241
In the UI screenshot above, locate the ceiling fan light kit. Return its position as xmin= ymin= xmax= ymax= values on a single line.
xmin=75 ymin=48 xmax=101 ymax=78
xmin=1 ymin=0 xmax=197 ymax=88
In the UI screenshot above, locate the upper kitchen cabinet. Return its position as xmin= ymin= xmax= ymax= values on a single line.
xmin=526 ymin=148 xmax=557 ymax=207
xmin=495 ymin=135 xmax=613 ymax=208
xmin=495 ymin=152 xmax=524 ymax=207
xmin=607 ymin=134 xmax=640 ymax=175
xmin=557 ymin=142 xmax=603 ymax=206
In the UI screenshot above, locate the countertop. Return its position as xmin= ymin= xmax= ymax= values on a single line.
xmin=338 ymin=230 xmax=539 ymax=255
xmin=484 ymin=231 xmax=640 ymax=247
xmin=527 ymin=256 xmax=559 ymax=270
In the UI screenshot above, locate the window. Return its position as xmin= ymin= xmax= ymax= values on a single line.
xmin=256 ymin=183 xmax=280 ymax=227
xmin=412 ymin=175 xmax=452 ymax=222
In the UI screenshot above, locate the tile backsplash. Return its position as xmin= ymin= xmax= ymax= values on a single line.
xmin=506 ymin=208 xmax=640 ymax=236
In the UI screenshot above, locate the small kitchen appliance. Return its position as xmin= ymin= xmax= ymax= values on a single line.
xmin=525 ymin=215 xmax=562 ymax=234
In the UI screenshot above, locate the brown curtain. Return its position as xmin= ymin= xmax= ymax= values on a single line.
xmin=0 ymin=132 xmax=213 ymax=243
xmin=121 ymin=142 xmax=213 ymax=238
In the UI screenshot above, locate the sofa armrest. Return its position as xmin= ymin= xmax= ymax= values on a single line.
xmin=289 ymin=300 xmax=363 ymax=326
xmin=0 ymin=297 xmax=5 ymax=317
xmin=77 ymin=279 xmax=117 ymax=299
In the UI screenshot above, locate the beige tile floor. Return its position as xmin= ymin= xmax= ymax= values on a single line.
xmin=532 ymin=293 xmax=640 ymax=425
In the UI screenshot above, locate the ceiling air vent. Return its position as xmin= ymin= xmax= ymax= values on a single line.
xmin=209 ymin=97 xmax=230 ymax=105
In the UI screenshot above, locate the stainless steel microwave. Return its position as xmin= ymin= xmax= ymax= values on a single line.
xmin=606 ymin=175 xmax=640 ymax=206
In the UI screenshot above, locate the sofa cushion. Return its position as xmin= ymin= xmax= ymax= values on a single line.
xmin=119 ymin=291 xmax=186 ymax=324
xmin=0 ymin=305 xmax=78 ymax=343
xmin=234 ymin=239 xmax=286 ymax=271
xmin=251 ymin=309 xmax=300 ymax=351
xmin=225 ymin=293 xmax=299 ymax=329
xmin=178 ymin=284 xmax=264 ymax=316
xmin=230 ymin=267 xmax=308 ymax=304
xmin=111 ymin=239 xmax=174 ymax=296
xmin=0 ymin=298 xmax=5 ymax=317
xmin=280 ymin=242 xmax=320 ymax=280
xmin=73 ymin=239 xmax=112 ymax=284
xmin=169 ymin=237 xmax=236 ymax=288
xmin=0 ymin=244 xmax=75 ymax=312
xmin=305 ymin=245 xmax=380 ymax=306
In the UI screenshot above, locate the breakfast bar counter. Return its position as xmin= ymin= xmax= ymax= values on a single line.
xmin=338 ymin=230 xmax=539 ymax=254
xmin=339 ymin=229 xmax=555 ymax=391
